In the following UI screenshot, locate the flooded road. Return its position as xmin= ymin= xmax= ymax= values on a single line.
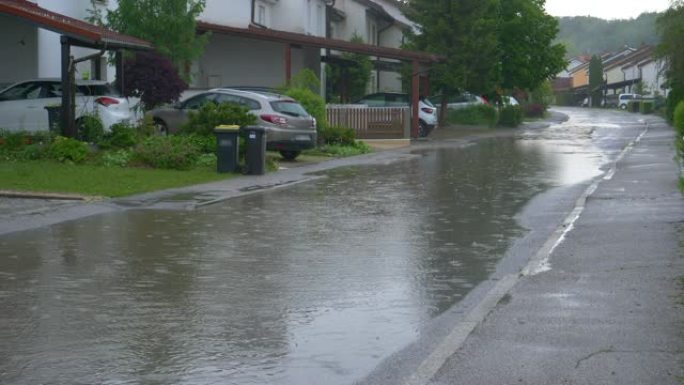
xmin=0 ymin=109 xmax=648 ymax=384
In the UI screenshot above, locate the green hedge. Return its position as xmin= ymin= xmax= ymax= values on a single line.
xmin=674 ymin=101 xmax=684 ymax=156
xmin=640 ymin=101 xmax=654 ymax=114
xmin=447 ymin=105 xmax=498 ymax=127
xmin=627 ymin=100 xmax=641 ymax=113
xmin=498 ymin=105 xmax=523 ymax=127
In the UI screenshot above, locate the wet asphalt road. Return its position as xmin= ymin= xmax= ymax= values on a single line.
xmin=0 ymin=108 xmax=677 ymax=384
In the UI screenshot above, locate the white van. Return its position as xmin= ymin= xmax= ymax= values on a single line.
xmin=618 ymin=93 xmax=640 ymax=109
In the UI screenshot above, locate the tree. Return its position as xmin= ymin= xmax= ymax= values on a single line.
xmin=656 ymin=1 xmax=684 ymax=122
xmin=588 ymin=55 xmax=604 ymax=108
xmin=118 ymin=52 xmax=187 ymax=109
xmin=326 ymin=34 xmax=373 ymax=103
xmin=105 ymin=0 xmax=209 ymax=79
xmin=403 ymin=0 xmax=501 ymax=122
xmin=499 ymin=0 xmax=566 ymax=91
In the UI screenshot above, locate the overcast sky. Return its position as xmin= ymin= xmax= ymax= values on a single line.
xmin=545 ymin=0 xmax=672 ymax=20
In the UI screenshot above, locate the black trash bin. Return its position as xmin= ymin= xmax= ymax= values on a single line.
xmin=214 ymin=125 xmax=240 ymax=173
xmin=44 ymin=105 xmax=62 ymax=133
xmin=242 ymin=126 xmax=267 ymax=175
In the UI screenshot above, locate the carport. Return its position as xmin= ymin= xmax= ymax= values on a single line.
xmin=0 ymin=0 xmax=152 ymax=137
xmin=197 ymin=22 xmax=441 ymax=138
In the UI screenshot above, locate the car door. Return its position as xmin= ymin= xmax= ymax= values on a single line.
xmin=159 ymin=92 xmax=218 ymax=133
xmin=0 ymin=81 xmax=46 ymax=132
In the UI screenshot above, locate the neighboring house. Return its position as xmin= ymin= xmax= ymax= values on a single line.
xmin=623 ymin=56 xmax=668 ymax=97
xmin=191 ymin=0 xmax=328 ymax=90
xmin=603 ymin=45 xmax=652 ymax=95
xmin=330 ymin=0 xmax=412 ymax=94
xmin=569 ymin=62 xmax=589 ymax=89
xmin=0 ymin=0 xmax=117 ymax=86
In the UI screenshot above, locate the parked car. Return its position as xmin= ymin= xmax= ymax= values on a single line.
xmin=429 ymin=92 xmax=489 ymax=110
xmin=353 ymin=92 xmax=438 ymax=137
xmin=148 ymin=88 xmax=317 ymax=160
xmin=0 ymin=79 xmax=137 ymax=133
xmin=501 ymin=95 xmax=519 ymax=106
xmin=618 ymin=93 xmax=640 ymax=109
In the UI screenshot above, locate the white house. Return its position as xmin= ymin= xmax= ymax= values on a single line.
xmin=330 ymin=0 xmax=412 ymax=93
xmin=623 ymin=57 xmax=668 ymax=97
xmin=0 ymin=0 xmax=118 ymax=86
xmin=192 ymin=0 xmax=328 ymax=90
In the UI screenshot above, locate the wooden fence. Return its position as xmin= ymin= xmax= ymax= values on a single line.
xmin=326 ymin=105 xmax=410 ymax=139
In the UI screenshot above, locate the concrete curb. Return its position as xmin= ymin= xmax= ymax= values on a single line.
xmin=0 ymin=190 xmax=103 ymax=201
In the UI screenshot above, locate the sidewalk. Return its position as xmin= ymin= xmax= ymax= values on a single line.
xmin=426 ymin=119 xmax=684 ymax=384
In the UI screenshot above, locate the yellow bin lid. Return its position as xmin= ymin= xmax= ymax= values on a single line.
xmin=214 ymin=125 xmax=240 ymax=131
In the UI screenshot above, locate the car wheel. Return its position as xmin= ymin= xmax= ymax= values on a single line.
xmin=279 ymin=150 xmax=301 ymax=161
xmin=153 ymin=119 xmax=169 ymax=135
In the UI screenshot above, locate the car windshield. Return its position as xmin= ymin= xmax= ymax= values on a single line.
xmin=270 ymin=100 xmax=310 ymax=117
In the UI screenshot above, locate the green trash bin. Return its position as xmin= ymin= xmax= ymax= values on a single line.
xmin=214 ymin=125 xmax=240 ymax=173
xmin=242 ymin=126 xmax=267 ymax=175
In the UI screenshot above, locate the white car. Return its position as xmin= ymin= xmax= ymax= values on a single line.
xmin=0 ymin=79 xmax=137 ymax=133
xmin=618 ymin=93 xmax=640 ymax=109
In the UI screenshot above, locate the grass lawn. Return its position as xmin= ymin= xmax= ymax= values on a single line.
xmin=0 ymin=161 xmax=235 ymax=197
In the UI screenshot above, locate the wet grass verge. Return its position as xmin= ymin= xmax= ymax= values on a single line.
xmin=0 ymin=160 xmax=234 ymax=198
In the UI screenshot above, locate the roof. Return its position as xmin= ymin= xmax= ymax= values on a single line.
xmin=197 ymin=22 xmax=441 ymax=63
xmin=0 ymin=0 xmax=152 ymax=50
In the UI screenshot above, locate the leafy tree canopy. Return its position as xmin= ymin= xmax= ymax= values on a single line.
xmin=556 ymin=13 xmax=660 ymax=57
xmin=588 ymin=54 xmax=604 ymax=107
xmin=403 ymin=0 xmax=501 ymax=96
xmin=118 ymin=52 xmax=187 ymax=110
xmin=656 ymin=1 xmax=684 ymax=121
xmin=500 ymin=0 xmax=566 ymax=91
xmin=105 ymin=0 xmax=209 ymax=78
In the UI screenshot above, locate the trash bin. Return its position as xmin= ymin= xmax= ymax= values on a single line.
xmin=214 ymin=125 xmax=240 ymax=173
xmin=242 ymin=126 xmax=267 ymax=175
xmin=45 ymin=105 xmax=61 ymax=133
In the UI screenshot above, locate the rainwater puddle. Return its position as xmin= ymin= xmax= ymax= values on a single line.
xmin=0 ymin=130 xmax=615 ymax=384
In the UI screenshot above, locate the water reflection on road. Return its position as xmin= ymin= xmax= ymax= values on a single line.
xmin=0 ymin=113 xmax=639 ymax=384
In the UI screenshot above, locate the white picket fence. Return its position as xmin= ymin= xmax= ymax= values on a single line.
xmin=326 ymin=105 xmax=410 ymax=139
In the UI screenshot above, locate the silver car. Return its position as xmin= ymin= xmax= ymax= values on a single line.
xmin=148 ymin=88 xmax=317 ymax=160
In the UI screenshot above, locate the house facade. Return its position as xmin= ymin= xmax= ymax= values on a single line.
xmin=192 ymin=0 xmax=328 ymax=91
xmin=0 ymin=0 xmax=116 ymax=86
xmin=330 ymin=0 xmax=412 ymax=94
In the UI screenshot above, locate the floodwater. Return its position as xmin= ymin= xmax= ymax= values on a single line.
xmin=0 ymin=114 xmax=640 ymax=384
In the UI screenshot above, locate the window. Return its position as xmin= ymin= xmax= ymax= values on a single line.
xmin=257 ymin=5 xmax=267 ymax=25
xmin=0 ymin=82 xmax=42 ymax=100
xmin=368 ymin=20 xmax=378 ymax=46
xmin=214 ymin=94 xmax=261 ymax=110
xmin=182 ymin=93 xmax=217 ymax=109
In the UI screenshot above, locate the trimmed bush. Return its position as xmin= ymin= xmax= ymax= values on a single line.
xmin=133 ymin=135 xmax=200 ymax=170
xmin=77 ymin=114 xmax=105 ymax=143
xmin=182 ymin=133 xmax=217 ymax=154
xmin=320 ymin=125 xmax=356 ymax=146
xmin=48 ymin=136 xmax=89 ymax=163
xmin=283 ymin=87 xmax=327 ymax=130
xmin=674 ymin=101 xmax=684 ymax=155
xmin=97 ymin=123 xmax=138 ymax=150
xmin=182 ymin=102 xmax=257 ymax=136
xmin=447 ymin=105 xmax=499 ymax=127
xmin=640 ymin=101 xmax=654 ymax=114
xmin=498 ymin=105 xmax=523 ymax=127
xmin=99 ymin=149 xmax=132 ymax=168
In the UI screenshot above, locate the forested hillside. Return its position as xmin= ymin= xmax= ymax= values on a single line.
xmin=556 ymin=13 xmax=660 ymax=57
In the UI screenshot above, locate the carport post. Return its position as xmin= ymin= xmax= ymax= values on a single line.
xmin=60 ymin=36 xmax=75 ymax=138
xmin=411 ymin=60 xmax=420 ymax=138
xmin=285 ymin=44 xmax=292 ymax=85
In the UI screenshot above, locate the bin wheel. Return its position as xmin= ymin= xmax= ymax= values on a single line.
xmin=280 ymin=150 xmax=301 ymax=161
